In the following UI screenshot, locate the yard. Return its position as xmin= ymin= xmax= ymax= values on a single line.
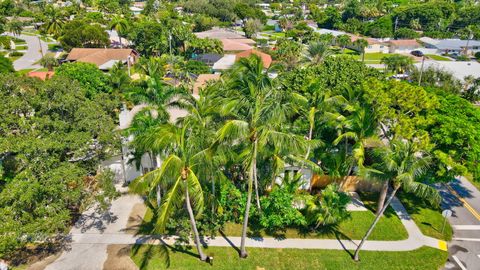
xmin=398 ymin=193 xmax=453 ymax=241
xmin=138 ymin=193 xmax=408 ymax=241
xmin=130 ymin=245 xmax=448 ymax=270
xmin=426 ymin=54 xmax=451 ymax=61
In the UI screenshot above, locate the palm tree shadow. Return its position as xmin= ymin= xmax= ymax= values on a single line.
xmin=218 ymin=230 xmax=240 ymax=253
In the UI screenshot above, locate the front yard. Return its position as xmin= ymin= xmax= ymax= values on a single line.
xmin=130 ymin=245 xmax=447 ymax=270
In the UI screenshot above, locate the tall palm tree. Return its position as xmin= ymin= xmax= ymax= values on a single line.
xmin=7 ymin=20 xmax=22 ymax=36
xmin=353 ymin=139 xmax=440 ymax=261
xmin=42 ymin=6 xmax=65 ymax=38
xmin=131 ymin=122 xmax=208 ymax=261
xmin=303 ymin=41 xmax=333 ymax=65
xmin=109 ymin=16 xmax=128 ymax=47
xmin=381 ymin=54 xmax=414 ymax=74
xmin=213 ymin=55 xmax=309 ymax=258
xmin=353 ymin=38 xmax=369 ymax=63
xmin=336 ymin=34 xmax=351 ymax=53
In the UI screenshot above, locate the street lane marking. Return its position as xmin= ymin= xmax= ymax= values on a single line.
xmin=452 ymin=255 xmax=468 ymax=270
xmin=446 ymin=185 xmax=480 ymax=221
xmin=452 ymin=225 xmax=480 ymax=230
xmin=453 ymin=237 xmax=480 ymax=242
xmin=438 ymin=240 xmax=447 ymax=251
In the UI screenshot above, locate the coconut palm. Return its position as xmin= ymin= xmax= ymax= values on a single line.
xmin=213 ymin=55 xmax=309 ymax=258
xmin=109 ymin=16 xmax=128 ymax=47
xmin=37 ymin=53 xmax=58 ymax=71
xmin=381 ymin=54 xmax=414 ymax=74
xmin=303 ymin=41 xmax=333 ymax=65
xmin=6 ymin=20 xmax=22 ymax=36
xmin=130 ymin=122 xmax=209 ymax=261
xmin=42 ymin=6 xmax=65 ymax=38
xmin=353 ymin=38 xmax=369 ymax=63
xmin=336 ymin=34 xmax=351 ymax=53
xmin=353 ymin=139 xmax=440 ymax=261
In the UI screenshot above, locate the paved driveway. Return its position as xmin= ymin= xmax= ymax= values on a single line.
xmin=12 ymin=34 xmax=48 ymax=71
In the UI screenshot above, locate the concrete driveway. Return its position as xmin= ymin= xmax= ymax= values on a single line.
xmin=12 ymin=34 xmax=48 ymax=71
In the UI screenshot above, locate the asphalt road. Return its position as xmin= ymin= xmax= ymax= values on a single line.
xmin=438 ymin=177 xmax=480 ymax=270
xmin=12 ymin=34 xmax=48 ymax=71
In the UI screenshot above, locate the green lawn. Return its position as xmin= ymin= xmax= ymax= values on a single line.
xmin=334 ymin=50 xmax=392 ymax=64
xmin=16 ymin=69 xmax=35 ymax=76
xmin=130 ymin=245 xmax=448 ymax=270
xmin=398 ymin=193 xmax=453 ymax=241
xmin=139 ymin=193 xmax=408 ymax=241
xmin=15 ymin=45 xmax=28 ymax=51
xmin=426 ymin=54 xmax=451 ymax=61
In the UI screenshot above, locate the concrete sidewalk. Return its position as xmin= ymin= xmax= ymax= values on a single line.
xmin=45 ymin=192 xmax=446 ymax=270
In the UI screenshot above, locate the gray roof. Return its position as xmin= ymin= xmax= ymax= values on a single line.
xmin=421 ymin=38 xmax=480 ymax=50
xmin=414 ymin=60 xmax=480 ymax=81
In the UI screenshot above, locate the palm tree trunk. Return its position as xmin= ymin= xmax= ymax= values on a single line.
xmin=353 ymin=185 xmax=400 ymax=261
xmin=119 ymin=36 xmax=122 ymax=48
xmin=240 ymin=142 xmax=257 ymax=258
xmin=185 ymin=186 xmax=207 ymax=261
xmin=156 ymin=184 xmax=162 ymax=207
xmin=362 ymin=51 xmax=365 ymax=63
xmin=253 ymin=140 xmax=261 ymax=212
xmin=211 ymin=176 xmax=215 ymax=217
xmin=376 ymin=180 xmax=389 ymax=216
xmin=304 ymin=121 xmax=314 ymax=161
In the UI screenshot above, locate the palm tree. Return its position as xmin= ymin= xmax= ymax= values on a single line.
xmin=336 ymin=34 xmax=351 ymax=53
xmin=37 ymin=53 xmax=58 ymax=71
xmin=353 ymin=139 xmax=440 ymax=261
xmin=353 ymin=38 xmax=369 ymax=63
xmin=42 ymin=6 xmax=65 ymax=38
xmin=109 ymin=16 xmax=128 ymax=48
xmin=381 ymin=54 xmax=414 ymax=74
xmin=213 ymin=55 xmax=309 ymax=258
xmin=7 ymin=20 xmax=22 ymax=36
xmin=303 ymin=41 xmax=332 ymax=65
xmin=131 ymin=122 xmax=209 ymax=261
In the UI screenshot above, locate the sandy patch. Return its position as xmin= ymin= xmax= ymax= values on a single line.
xmin=124 ymin=203 xmax=147 ymax=234
xmin=103 ymin=244 xmax=138 ymax=270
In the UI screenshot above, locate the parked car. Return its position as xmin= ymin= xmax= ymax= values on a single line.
xmin=411 ymin=50 xmax=424 ymax=57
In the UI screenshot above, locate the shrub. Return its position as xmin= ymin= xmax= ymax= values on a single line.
xmin=474 ymin=52 xmax=480 ymax=60
xmin=9 ymin=51 xmax=24 ymax=57
xmin=305 ymin=184 xmax=351 ymax=228
xmin=0 ymin=55 xmax=14 ymax=73
xmin=259 ymin=186 xmax=306 ymax=231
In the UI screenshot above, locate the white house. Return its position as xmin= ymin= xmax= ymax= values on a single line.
xmin=420 ymin=37 xmax=480 ymax=55
xmin=350 ymin=36 xmax=389 ymax=53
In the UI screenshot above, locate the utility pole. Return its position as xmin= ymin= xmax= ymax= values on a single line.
xmin=418 ymin=55 xmax=425 ymax=86
xmin=464 ymin=30 xmax=474 ymax=56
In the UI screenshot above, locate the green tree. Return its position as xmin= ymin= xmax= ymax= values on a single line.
xmin=336 ymin=34 xmax=351 ymax=53
xmin=303 ymin=41 xmax=332 ymax=65
xmin=353 ymin=140 xmax=440 ymax=261
xmin=213 ymin=55 xmax=308 ymax=258
xmin=59 ymin=20 xmax=109 ymax=51
xmin=56 ymin=62 xmax=112 ymax=97
xmin=37 ymin=53 xmax=58 ymax=71
xmin=353 ymin=38 xmax=369 ymax=63
xmin=109 ymin=16 xmax=128 ymax=47
xmin=381 ymin=54 xmax=414 ymax=74
xmin=0 ymin=55 xmax=13 ymax=73
xmin=6 ymin=19 xmax=22 ymax=36
xmin=130 ymin=122 xmax=208 ymax=261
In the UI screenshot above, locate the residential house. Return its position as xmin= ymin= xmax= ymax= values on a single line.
xmin=350 ymin=35 xmax=388 ymax=53
xmin=387 ymin=39 xmax=421 ymax=54
xmin=420 ymin=37 xmax=480 ymax=55
xmin=212 ymin=54 xmax=236 ymax=72
xmin=220 ymin=39 xmax=253 ymax=53
xmin=66 ymin=48 xmax=139 ymax=70
xmin=414 ymin=60 xmax=480 ymax=82
xmin=235 ymin=49 xmax=272 ymax=68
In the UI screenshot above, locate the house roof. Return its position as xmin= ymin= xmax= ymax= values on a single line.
xmin=350 ymin=35 xmax=382 ymax=45
xmin=212 ymin=54 xmax=236 ymax=70
xmin=193 ymin=74 xmax=221 ymax=96
xmin=314 ymin=28 xmax=347 ymax=37
xmin=194 ymin=28 xmax=246 ymax=39
xmin=235 ymin=49 xmax=272 ymax=68
xmin=66 ymin=48 xmax=137 ymax=68
xmin=420 ymin=38 xmax=480 ymax=50
xmin=388 ymin=39 xmax=420 ymax=47
xmin=196 ymin=53 xmax=223 ymax=65
xmin=221 ymin=39 xmax=253 ymax=51
xmin=414 ymin=60 xmax=480 ymax=82
xmin=27 ymin=71 xmax=55 ymax=80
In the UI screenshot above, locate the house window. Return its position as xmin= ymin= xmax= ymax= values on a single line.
xmin=368 ymin=45 xmax=372 ymax=49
